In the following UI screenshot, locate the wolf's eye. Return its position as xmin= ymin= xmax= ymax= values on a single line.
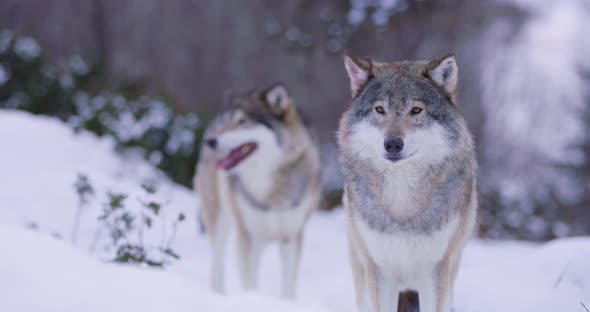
xmin=411 ymin=107 xmax=423 ymax=115
xmin=375 ymin=106 xmax=385 ymax=115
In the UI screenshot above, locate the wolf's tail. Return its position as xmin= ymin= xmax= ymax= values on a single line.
xmin=397 ymin=290 xmax=419 ymax=312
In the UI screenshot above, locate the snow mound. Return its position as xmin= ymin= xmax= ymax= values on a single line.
xmin=0 ymin=109 xmax=197 ymax=256
xmin=457 ymin=239 xmax=590 ymax=312
xmin=0 ymin=224 xmax=327 ymax=312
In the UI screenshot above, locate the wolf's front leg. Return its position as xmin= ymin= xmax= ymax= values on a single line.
xmin=347 ymin=211 xmax=379 ymax=312
xmin=435 ymin=256 xmax=454 ymax=312
xmin=351 ymin=258 xmax=379 ymax=312
xmin=209 ymin=211 xmax=230 ymax=294
xmin=446 ymin=253 xmax=462 ymax=311
xmin=374 ymin=272 xmax=400 ymax=312
xmin=415 ymin=276 xmax=437 ymax=312
xmin=238 ymin=233 xmax=265 ymax=290
xmin=348 ymin=238 xmax=367 ymax=310
xmin=279 ymin=232 xmax=303 ymax=299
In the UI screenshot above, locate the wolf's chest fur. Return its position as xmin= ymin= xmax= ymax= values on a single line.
xmin=353 ymin=205 xmax=459 ymax=278
xmin=344 ymin=159 xmax=469 ymax=273
xmin=346 ymin=158 xmax=467 ymax=235
xmin=233 ymin=176 xmax=313 ymax=239
xmin=235 ymin=192 xmax=312 ymax=239
xmin=228 ymin=153 xmax=315 ymax=239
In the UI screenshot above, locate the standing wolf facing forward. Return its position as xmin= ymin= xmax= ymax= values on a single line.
xmin=194 ymin=83 xmax=321 ymax=299
xmin=338 ymin=52 xmax=477 ymax=312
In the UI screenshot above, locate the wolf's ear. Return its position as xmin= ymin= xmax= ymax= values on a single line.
xmin=264 ymin=83 xmax=290 ymax=112
xmin=426 ymin=54 xmax=458 ymax=103
xmin=343 ymin=51 xmax=372 ymax=98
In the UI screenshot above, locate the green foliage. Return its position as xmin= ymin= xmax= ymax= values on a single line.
xmin=556 ymin=70 xmax=590 ymax=209
xmin=92 ymin=180 xmax=186 ymax=267
xmin=69 ymin=93 xmax=205 ymax=186
xmin=0 ymin=29 xmax=206 ymax=188
xmin=479 ymin=70 xmax=590 ymax=240
xmin=0 ymin=30 xmax=98 ymax=118
xmin=478 ymin=184 xmax=571 ymax=241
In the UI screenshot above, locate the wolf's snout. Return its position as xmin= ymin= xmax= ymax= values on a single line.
xmin=384 ymin=136 xmax=404 ymax=154
xmin=205 ymin=138 xmax=218 ymax=149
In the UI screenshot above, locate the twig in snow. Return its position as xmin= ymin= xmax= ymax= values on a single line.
xmin=552 ymin=261 xmax=572 ymax=289
xmin=166 ymin=213 xmax=185 ymax=249
xmin=71 ymin=173 xmax=94 ymax=245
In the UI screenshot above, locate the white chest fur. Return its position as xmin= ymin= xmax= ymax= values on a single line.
xmin=380 ymin=165 xmax=423 ymax=219
xmin=231 ymin=157 xmax=275 ymax=200
xmin=230 ymin=143 xmax=313 ymax=239
xmin=235 ymin=190 xmax=311 ymax=239
xmin=354 ymin=208 xmax=459 ymax=281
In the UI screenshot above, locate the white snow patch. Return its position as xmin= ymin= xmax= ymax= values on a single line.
xmin=0 ymin=224 xmax=327 ymax=312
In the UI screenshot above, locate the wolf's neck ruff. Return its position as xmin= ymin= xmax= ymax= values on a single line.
xmin=344 ymin=155 xmax=473 ymax=235
xmin=229 ymin=151 xmax=314 ymax=211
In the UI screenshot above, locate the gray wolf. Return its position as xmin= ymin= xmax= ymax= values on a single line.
xmin=337 ymin=52 xmax=477 ymax=312
xmin=194 ymin=83 xmax=321 ymax=299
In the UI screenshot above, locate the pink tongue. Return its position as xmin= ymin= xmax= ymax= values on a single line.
xmin=215 ymin=157 xmax=235 ymax=169
xmin=215 ymin=149 xmax=243 ymax=169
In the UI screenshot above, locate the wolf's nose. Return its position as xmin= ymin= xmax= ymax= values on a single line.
xmin=384 ymin=136 xmax=404 ymax=154
xmin=205 ymin=138 xmax=217 ymax=149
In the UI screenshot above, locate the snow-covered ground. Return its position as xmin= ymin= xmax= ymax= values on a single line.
xmin=0 ymin=110 xmax=589 ymax=311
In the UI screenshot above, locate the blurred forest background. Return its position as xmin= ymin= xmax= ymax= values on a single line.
xmin=0 ymin=0 xmax=589 ymax=241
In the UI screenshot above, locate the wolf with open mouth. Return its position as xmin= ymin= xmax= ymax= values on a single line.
xmin=194 ymin=83 xmax=321 ymax=299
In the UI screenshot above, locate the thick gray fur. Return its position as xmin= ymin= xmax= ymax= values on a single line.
xmin=339 ymin=61 xmax=477 ymax=235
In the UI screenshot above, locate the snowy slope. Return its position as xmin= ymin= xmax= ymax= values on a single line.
xmin=0 ymin=224 xmax=328 ymax=312
xmin=0 ymin=110 xmax=589 ymax=311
